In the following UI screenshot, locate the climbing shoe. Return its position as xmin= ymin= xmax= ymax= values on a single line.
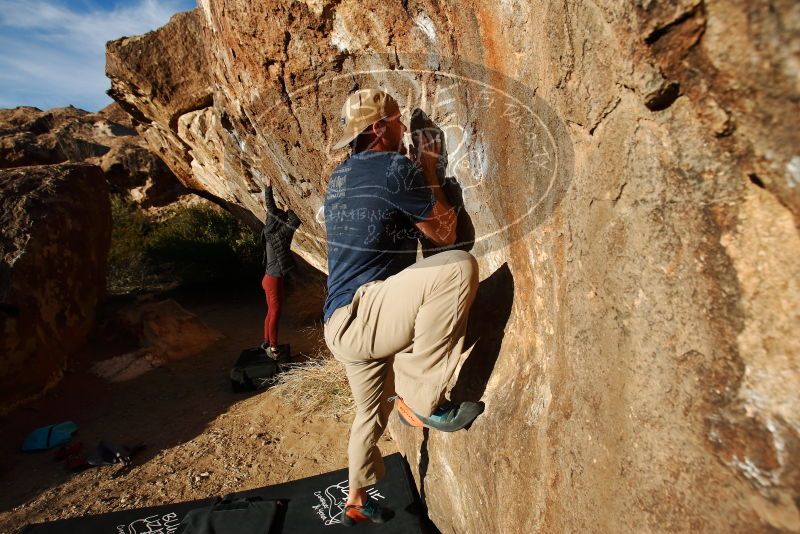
xmin=258 ymin=343 xmax=292 ymax=364
xmin=393 ymin=397 xmax=425 ymax=427
xmin=268 ymin=344 xmax=292 ymax=365
xmin=394 ymin=397 xmax=484 ymax=432
xmin=341 ymin=500 xmax=387 ymax=526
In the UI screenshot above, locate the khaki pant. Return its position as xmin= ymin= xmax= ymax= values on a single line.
xmin=324 ymin=250 xmax=479 ymax=488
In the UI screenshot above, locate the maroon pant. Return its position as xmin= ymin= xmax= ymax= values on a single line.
xmin=262 ymin=274 xmax=284 ymax=347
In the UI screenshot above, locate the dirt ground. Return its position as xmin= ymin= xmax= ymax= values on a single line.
xmin=0 ymin=277 xmax=396 ymax=533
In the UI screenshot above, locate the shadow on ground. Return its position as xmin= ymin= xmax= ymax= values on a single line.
xmin=0 ymin=267 xmax=325 ymax=519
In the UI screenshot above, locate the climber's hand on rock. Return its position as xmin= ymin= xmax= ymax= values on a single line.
xmin=415 ymin=130 xmax=441 ymax=175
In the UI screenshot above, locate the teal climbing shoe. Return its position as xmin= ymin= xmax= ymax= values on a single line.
xmin=395 ymin=398 xmax=484 ymax=432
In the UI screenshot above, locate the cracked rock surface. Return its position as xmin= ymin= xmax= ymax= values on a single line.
xmin=106 ymin=1 xmax=800 ymax=531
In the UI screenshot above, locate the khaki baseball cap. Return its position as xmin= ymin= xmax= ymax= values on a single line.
xmin=332 ymin=89 xmax=400 ymax=150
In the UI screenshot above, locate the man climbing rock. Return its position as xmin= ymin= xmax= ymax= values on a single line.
xmin=323 ymin=89 xmax=483 ymax=525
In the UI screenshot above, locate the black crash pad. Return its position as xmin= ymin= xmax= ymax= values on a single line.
xmin=22 ymin=453 xmax=426 ymax=533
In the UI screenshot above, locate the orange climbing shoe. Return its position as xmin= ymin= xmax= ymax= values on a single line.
xmin=393 ymin=397 xmax=425 ymax=427
xmin=342 ymin=500 xmax=388 ymax=526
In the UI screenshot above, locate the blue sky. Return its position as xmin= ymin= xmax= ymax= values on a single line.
xmin=0 ymin=0 xmax=195 ymax=111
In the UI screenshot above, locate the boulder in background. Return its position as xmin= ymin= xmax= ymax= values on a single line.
xmin=0 ymin=104 xmax=184 ymax=206
xmin=0 ymin=163 xmax=112 ymax=414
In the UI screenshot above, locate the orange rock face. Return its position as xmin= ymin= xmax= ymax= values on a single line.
xmin=106 ymin=2 xmax=800 ymax=532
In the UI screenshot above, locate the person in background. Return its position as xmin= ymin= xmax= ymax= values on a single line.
xmin=260 ymin=180 xmax=301 ymax=360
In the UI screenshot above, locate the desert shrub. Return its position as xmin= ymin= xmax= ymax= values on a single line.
xmin=269 ymin=326 xmax=354 ymax=418
xmin=107 ymin=195 xmax=261 ymax=293
xmin=107 ymin=196 xmax=152 ymax=291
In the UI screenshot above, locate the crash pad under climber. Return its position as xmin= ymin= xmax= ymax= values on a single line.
xmin=22 ymin=452 xmax=426 ymax=533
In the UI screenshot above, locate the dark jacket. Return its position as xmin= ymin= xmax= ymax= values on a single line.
xmin=262 ymin=186 xmax=301 ymax=278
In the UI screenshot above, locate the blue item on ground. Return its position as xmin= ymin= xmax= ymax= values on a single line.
xmin=21 ymin=421 xmax=78 ymax=451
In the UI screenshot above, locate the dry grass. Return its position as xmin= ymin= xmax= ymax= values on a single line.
xmin=270 ymin=326 xmax=354 ymax=418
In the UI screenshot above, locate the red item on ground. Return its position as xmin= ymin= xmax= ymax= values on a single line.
xmin=54 ymin=441 xmax=84 ymax=461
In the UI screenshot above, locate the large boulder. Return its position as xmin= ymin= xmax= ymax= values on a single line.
xmin=0 ymin=163 xmax=112 ymax=414
xmin=106 ymin=2 xmax=800 ymax=532
xmin=0 ymin=104 xmax=184 ymax=206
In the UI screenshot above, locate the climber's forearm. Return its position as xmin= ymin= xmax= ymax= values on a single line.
xmin=264 ymin=185 xmax=278 ymax=216
xmin=422 ymin=165 xmax=452 ymax=212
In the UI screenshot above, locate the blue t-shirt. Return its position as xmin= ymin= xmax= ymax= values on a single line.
xmin=323 ymin=151 xmax=435 ymax=322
